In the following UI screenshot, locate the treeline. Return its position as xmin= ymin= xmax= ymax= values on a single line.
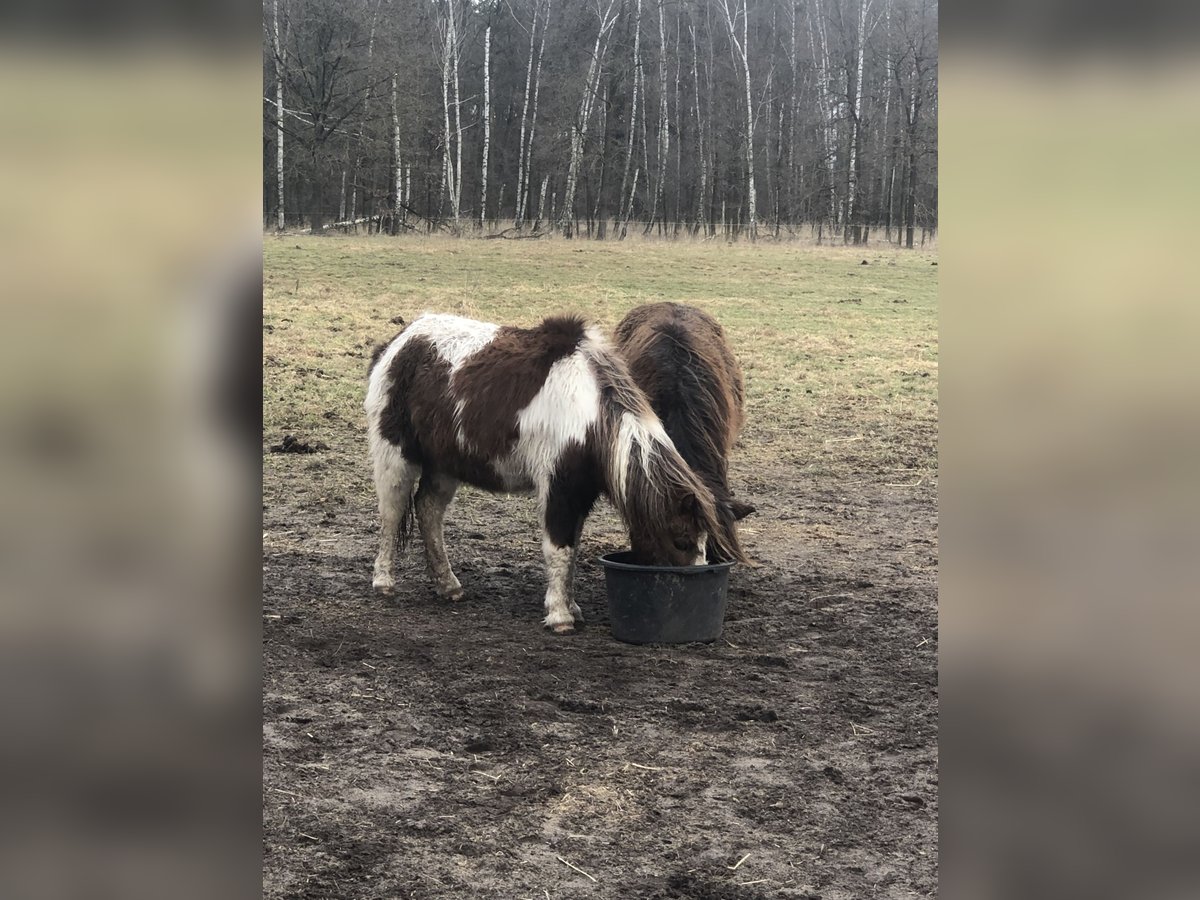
xmin=264 ymin=0 xmax=937 ymax=244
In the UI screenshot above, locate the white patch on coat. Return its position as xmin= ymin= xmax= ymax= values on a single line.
xmin=512 ymin=351 xmax=601 ymax=482
xmin=415 ymin=313 xmax=500 ymax=372
xmin=365 ymin=313 xmax=501 ymax=455
xmin=693 ymin=532 xmax=708 ymax=567
xmin=541 ymin=537 xmax=577 ymax=629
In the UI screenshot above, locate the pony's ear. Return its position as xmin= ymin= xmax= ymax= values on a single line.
xmin=729 ymin=498 xmax=756 ymax=520
xmin=677 ymin=490 xmax=703 ymax=520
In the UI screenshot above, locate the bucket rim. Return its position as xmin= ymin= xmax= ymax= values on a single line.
xmin=598 ymin=550 xmax=735 ymax=575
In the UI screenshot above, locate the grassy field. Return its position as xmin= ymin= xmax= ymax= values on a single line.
xmin=264 ymin=234 xmax=938 ymax=498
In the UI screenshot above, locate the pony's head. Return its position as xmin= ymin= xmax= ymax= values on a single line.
xmin=610 ymin=411 xmax=751 ymax=567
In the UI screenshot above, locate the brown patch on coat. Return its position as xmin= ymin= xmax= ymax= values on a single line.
xmin=378 ymin=335 xmax=508 ymax=491
xmin=614 ymin=302 xmax=752 ymax=563
xmin=452 ymin=316 xmax=585 ymax=459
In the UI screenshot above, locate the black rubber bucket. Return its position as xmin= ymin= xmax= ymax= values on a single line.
xmin=598 ymin=551 xmax=734 ymax=644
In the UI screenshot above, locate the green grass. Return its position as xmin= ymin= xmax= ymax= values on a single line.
xmin=264 ymin=234 xmax=938 ymax=498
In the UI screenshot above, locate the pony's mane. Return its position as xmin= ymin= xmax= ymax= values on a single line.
xmin=581 ymin=333 xmax=747 ymax=564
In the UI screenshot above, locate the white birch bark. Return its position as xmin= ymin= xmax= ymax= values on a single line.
xmin=451 ymin=3 xmax=463 ymax=227
xmin=516 ymin=0 xmax=550 ymax=229
xmin=618 ymin=0 xmax=642 ymax=236
xmin=560 ymin=0 xmax=621 ymax=237
xmin=526 ymin=5 xmax=547 ymax=220
xmin=480 ymin=24 xmax=491 ymax=230
xmin=809 ymin=0 xmax=838 ymax=224
xmin=272 ymin=0 xmax=286 ymax=231
xmin=514 ymin=0 xmax=539 ymax=228
xmin=689 ymin=20 xmax=707 ymax=234
xmin=651 ymin=0 xmax=670 ymax=232
xmin=718 ymin=0 xmax=756 ymax=241
xmin=438 ymin=0 xmax=463 ymax=226
xmin=350 ymin=1 xmax=379 ymax=228
xmin=392 ymin=74 xmax=401 ymax=230
xmin=672 ymin=6 xmax=683 ymax=232
xmin=535 ymin=175 xmax=549 ymax=231
xmin=845 ymin=0 xmax=869 ymax=240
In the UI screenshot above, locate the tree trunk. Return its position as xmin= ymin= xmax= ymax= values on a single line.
xmin=272 ymin=0 xmax=286 ymax=231
xmin=651 ymin=0 xmax=669 ymax=233
xmin=480 ymin=24 xmax=492 ymax=230
xmin=718 ymin=0 xmax=756 ymax=242
xmin=439 ymin=0 xmax=463 ymax=227
xmin=514 ymin=0 xmax=539 ymax=228
xmin=845 ymin=0 xmax=869 ymax=244
xmin=392 ymin=75 xmax=401 ymax=235
xmin=618 ymin=0 xmax=642 ymax=239
xmin=560 ymin=0 xmax=620 ymax=238
xmin=689 ymin=20 xmax=707 ymax=235
xmin=517 ymin=0 xmax=550 ymax=229
xmin=809 ymin=0 xmax=837 ymax=226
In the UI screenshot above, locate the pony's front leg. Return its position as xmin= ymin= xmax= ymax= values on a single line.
xmin=415 ymin=471 xmax=463 ymax=600
xmin=541 ymin=484 xmax=598 ymax=635
xmin=541 ymin=534 xmax=579 ymax=635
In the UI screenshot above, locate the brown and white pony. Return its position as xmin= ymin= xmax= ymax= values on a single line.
xmin=365 ymin=312 xmax=739 ymax=634
xmin=615 ymin=302 xmax=755 ymax=563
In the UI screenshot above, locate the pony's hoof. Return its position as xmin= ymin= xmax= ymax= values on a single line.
xmin=436 ymin=585 xmax=465 ymax=601
xmin=548 ymin=622 xmax=577 ymax=635
xmin=372 ymin=576 xmax=396 ymax=594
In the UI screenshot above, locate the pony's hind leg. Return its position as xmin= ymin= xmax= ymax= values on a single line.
xmin=372 ymin=443 xmax=419 ymax=593
xmin=415 ymin=470 xmax=463 ymax=600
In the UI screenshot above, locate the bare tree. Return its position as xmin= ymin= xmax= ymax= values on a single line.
xmin=845 ymin=0 xmax=870 ymax=243
xmin=480 ymin=23 xmax=492 ymax=230
xmin=651 ymin=0 xmax=670 ymax=233
xmin=271 ymin=0 xmax=287 ymax=231
xmin=438 ymin=0 xmax=464 ymax=227
xmin=392 ymin=73 xmax=401 ymax=233
xmin=717 ymin=0 xmax=757 ymax=241
xmin=560 ymin=0 xmax=622 ymax=237
xmin=516 ymin=0 xmax=549 ymax=229
xmin=688 ymin=16 xmax=707 ymax=235
xmin=618 ymin=0 xmax=643 ymax=239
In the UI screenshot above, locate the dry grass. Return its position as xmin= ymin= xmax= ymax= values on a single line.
xmin=263 ymin=234 xmax=937 ymax=499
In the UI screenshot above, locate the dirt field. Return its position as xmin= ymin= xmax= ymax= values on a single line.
xmin=263 ymin=236 xmax=938 ymax=898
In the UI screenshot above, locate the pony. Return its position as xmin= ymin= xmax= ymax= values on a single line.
xmin=614 ymin=302 xmax=755 ymax=563
xmin=364 ymin=312 xmax=744 ymax=634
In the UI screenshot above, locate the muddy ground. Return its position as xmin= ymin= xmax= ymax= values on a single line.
xmin=263 ymin=442 xmax=937 ymax=899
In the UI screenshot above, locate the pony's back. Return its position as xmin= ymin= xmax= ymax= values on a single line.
xmin=615 ymin=302 xmax=745 ymax=463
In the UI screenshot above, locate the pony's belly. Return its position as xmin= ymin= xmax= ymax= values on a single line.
xmin=491 ymin=456 xmax=536 ymax=494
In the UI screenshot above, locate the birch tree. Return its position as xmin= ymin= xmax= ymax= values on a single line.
xmin=271 ymin=0 xmax=287 ymax=231
xmin=845 ymin=0 xmax=870 ymax=243
xmin=515 ymin=0 xmax=549 ymax=229
xmin=688 ymin=18 xmax=707 ymax=235
xmin=392 ymin=73 xmax=402 ymax=233
xmin=717 ymin=0 xmax=757 ymax=241
xmin=617 ymin=0 xmax=643 ymax=239
xmin=480 ymin=23 xmax=492 ymax=230
xmin=651 ymin=0 xmax=670 ymax=233
xmin=438 ymin=0 xmax=464 ymax=228
xmin=559 ymin=0 xmax=621 ymax=238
